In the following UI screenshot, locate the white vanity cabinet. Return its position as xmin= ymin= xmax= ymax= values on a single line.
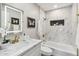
xmin=20 ymin=43 xmax=41 ymax=56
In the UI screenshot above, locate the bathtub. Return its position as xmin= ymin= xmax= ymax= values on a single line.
xmin=42 ymin=41 xmax=77 ymax=56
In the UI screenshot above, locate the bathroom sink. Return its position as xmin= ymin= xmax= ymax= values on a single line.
xmin=0 ymin=43 xmax=10 ymax=50
xmin=0 ymin=39 xmax=33 ymax=50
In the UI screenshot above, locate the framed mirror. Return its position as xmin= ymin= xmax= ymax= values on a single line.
xmin=2 ymin=4 xmax=23 ymax=33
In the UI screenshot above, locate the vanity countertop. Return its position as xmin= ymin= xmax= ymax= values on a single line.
xmin=0 ymin=39 xmax=41 ymax=56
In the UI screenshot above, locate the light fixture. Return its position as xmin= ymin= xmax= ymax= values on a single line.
xmin=53 ymin=4 xmax=58 ymax=8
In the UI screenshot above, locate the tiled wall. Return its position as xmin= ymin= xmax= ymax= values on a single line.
xmin=45 ymin=4 xmax=77 ymax=46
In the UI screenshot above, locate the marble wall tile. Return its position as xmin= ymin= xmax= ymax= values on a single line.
xmin=45 ymin=4 xmax=77 ymax=46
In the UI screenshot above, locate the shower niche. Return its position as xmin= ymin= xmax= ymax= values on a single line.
xmin=50 ymin=19 xmax=64 ymax=26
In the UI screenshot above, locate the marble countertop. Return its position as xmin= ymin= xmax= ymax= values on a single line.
xmin=0 ymin=39 xmax=41 ymax=56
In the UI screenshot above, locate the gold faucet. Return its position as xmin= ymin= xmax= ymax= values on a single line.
xmin=10 ymin=34 xmax=19 ymax=44
xmin=15 ymin=35 xmax=19 ymax=42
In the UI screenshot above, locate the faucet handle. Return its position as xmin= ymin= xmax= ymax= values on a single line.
xmin=2 ymin=39 xmax=10 ymax=44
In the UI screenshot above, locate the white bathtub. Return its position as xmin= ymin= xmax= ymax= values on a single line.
xmin=42 ymin=41 xmax=77 ymax=56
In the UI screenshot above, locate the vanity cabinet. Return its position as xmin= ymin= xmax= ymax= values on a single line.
xmin=19 ymin=43 xmax=41 ymax=56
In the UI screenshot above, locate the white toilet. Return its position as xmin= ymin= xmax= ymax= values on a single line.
xmin=41 ymin=45 xmax=53 ymax=56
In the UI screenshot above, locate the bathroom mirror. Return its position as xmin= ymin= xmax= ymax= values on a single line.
xmin=5 ymin=4 xmax=23 ymax=33
xmin=1 ymin=4 xmax=23 ymax=33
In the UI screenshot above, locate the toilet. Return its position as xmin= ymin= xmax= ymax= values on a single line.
xmin=41 ymin=45 xmax=53 ymax=56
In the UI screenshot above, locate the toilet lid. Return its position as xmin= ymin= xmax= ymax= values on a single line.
xmin=41 ymin=46 xmax=52 ymax=53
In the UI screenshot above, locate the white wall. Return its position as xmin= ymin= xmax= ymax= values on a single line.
xmin=7 ymin=3 xmax=45 ymax=39
xmin=45 ymin=4 xmax=77 ymax=46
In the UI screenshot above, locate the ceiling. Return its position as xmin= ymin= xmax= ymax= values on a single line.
xmin=37 ymin=3 xmax=72 ymax=11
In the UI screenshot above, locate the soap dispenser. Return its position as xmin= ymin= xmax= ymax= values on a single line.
xmin=23 ymin=33 xmax=31 ymax=42
xmin=23 ymin=33 xmax=26 ymax=40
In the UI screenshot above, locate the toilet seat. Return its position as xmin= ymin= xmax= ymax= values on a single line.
xmin=41 ymin=45 xmax=52 ymax=56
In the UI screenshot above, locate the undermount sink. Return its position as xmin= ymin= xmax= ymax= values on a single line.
xmin=0 ymin=43 xmax=12 ymax=50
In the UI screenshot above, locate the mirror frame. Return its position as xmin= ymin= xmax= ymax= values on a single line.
xmin=4 ymin=5 xmax=23 ymax=33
